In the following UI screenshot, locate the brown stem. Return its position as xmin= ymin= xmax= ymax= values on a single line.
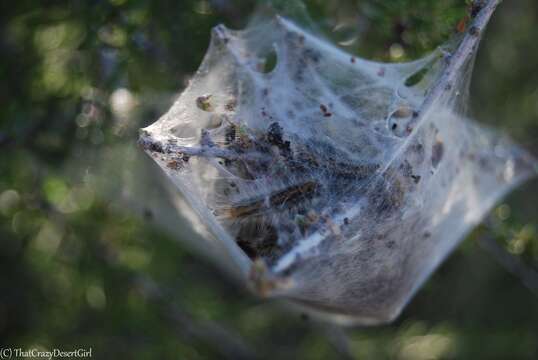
xmin=139 ymin=133 xmax=269 ymax=162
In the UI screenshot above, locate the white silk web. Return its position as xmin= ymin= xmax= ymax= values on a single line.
xmin=139 ymin=1 xmax=536 ymax=324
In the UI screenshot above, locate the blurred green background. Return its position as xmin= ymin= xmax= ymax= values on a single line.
xmin=1 ymin=0 xmax=537 ymax=359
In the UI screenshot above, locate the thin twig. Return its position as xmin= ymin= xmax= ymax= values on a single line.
xmin=414 ymin=0 xmax=502 ymax=122
xmin=134 ymin=274 xmax=257 ymax=360
xmin=324 ymin=325 xmax=356 ymax=360
xmin=139 ymin=133 xmax=270 ymax=162
xmin=477 ymin=235 xmax=538 ymax=297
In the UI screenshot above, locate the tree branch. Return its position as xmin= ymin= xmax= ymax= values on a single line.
xmin=134 ymin=274 xmax=257 ymax=360
xmin=414 ymin=0 xmax=502 ymax=122
xmin=139 ymin=132 xmax=270 ymax=162
xmin=477 ymin=235 xmax=538 ymax=297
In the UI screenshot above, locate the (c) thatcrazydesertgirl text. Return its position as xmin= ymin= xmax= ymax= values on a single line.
xmin=0 ymin=348 xmax=92 ymax=360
